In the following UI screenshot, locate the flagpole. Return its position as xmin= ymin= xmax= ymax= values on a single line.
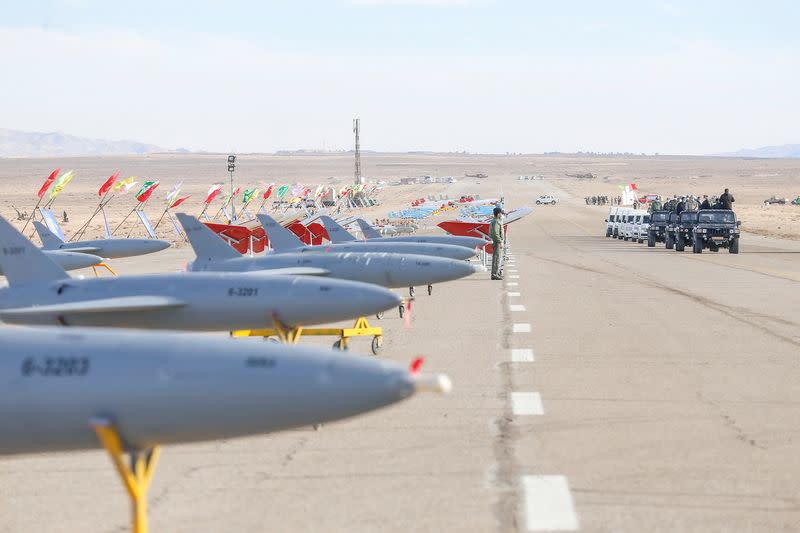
xmin=112 ymin=203 xmax=141 ymax=236
xmin=20 ymin=196 xmax=44 ymax=233
xmin=72 ymin=188 xmax=115 ymax=241
xmin=152 ymin=205 xmax=170 ymax=232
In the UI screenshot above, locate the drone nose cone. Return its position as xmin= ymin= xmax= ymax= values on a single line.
xmin=146 ymin=240 xmax=172 ymax=253
xmin=470 ymin=262 xmax=487 ymax=274
xmin=359 ymin=284 xmax=402 ymax=313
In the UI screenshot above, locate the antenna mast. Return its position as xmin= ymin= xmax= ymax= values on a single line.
xmin=353 ymin=118 xmax=364 ymax=185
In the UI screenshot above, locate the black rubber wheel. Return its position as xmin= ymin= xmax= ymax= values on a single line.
xmin=693 ymin=236 xmax=703 ymax=254
xmin=637 ymin=238 xmax=644 ymax=244
xmin=409 ymin=286 xmax=415 ymax=297
xmin=333 ymin=340 xmax=348 ymax=351
xmin=427 ymin=284 xmax=432 ymax=296
xmin=647 ymin=233 xmax=656 ymax=247
xmin=729 ymin=238 xmax=739 ymax=254
xmin=665 ymin=234 xmax=674 ymax=249
xmin=376 ymin=311 xmax=384 ymax=320
xmin=676 ymin=233 xmax=685 ymax=252
xmin=371 ymin=336 xmax=382 ymax=355
xmin=398 ymin=304 xmax=405 ymax=318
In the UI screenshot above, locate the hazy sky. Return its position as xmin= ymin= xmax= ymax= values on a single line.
xmin=2 ymin=0 xmax=799 ymax=154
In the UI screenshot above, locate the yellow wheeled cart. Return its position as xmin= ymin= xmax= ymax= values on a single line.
xmin=231 ymin=316 xmax=384 ymax=355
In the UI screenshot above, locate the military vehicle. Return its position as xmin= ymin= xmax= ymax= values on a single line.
xmin=673 ymin=211 xmax=699 ymax=252
xmin=647 ymin=210 xmax=670 ymax=247
xmin=692 ymin=209 xmax=741 ymax=254
xmin=664 ymin=211 xmax=681 ymax=249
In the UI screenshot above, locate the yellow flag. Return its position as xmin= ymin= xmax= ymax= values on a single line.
xmin=49 ymin=170 xmax=75 ymax=200
xmin=113 ymin=176 xmax=137 ymax=191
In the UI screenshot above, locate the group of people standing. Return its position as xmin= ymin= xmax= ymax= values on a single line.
xmin=650 ymin=189 xmax=735 ymax=213
xmin=585 ymin=195 xmax=623 ymax=206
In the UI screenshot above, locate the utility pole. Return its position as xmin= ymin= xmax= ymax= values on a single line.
xmin=227 ymin=155 xmax=236 ymax=222
xmin=353 ymin=118 xmax=364 ymax=185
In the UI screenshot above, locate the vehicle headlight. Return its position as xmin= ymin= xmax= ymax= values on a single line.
xmin=696 ymin=228 xmax=706 ymax=233
xmin=729 ymin=229 xmax=736 ymax=234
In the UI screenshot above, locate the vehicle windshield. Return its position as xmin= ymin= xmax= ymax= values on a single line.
xmin=627 ymin=215 xmax=634 ymax=222
xmin=642 ymin=215 xmax=651 ymax=223
xmin=652 ymin=212 xmax=668 ymax=222
xmin=680 ymin=212 xmax=697 ymax=223
xmin=698 ymin=211 xmax=736 ymax=224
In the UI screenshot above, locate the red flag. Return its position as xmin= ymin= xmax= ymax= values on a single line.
xmin=169 ymin=196 xmax=190 ymax=209
xmin=205 ymin=184 xmax=223 ymax=204
xmin=263 ymin=185 xmax=274 ymax=199
xmin=98 ymin=171 xmax=120 ymax=196
xmin=37 ymin=168 xmax=61 ymax=199
xmin=630 ymin=183 xmax=638 ymax=191
xmin=137 ymin=182 xmax=159 ymax=202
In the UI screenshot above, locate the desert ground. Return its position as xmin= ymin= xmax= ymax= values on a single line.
xmin=0 ymin=154 xmax=799 ymax=532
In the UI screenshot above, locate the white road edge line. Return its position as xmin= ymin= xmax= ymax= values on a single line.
xmin=510 ymin=304 xmax=526 ymax=312
xmin=512 ymin=323 xmax=531 ymax=333
xmin=522 ymin=475 xmax=579 ymax=531
xmin=512 ymin=392 xmax=543 ymax=415
xmin=511 ymin=348 xmax=534 ymax=362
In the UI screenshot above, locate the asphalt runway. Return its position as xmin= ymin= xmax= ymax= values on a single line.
xmin=2 ymin=179 xmax=799 ymax=532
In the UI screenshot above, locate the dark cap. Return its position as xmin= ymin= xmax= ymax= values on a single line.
xmin=493 ymin=207 xmax=504 ymax=216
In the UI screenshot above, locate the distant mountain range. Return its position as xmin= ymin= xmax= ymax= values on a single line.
xmin=0 ymin=128 xmax=169 ymax=157
xmin=714 ymin=144 xmax=800 ymax=158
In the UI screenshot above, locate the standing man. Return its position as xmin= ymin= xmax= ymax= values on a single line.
xmin=719 ymin=188 xmax=735 ymax=210
xmin=490 ymin=207 xmax=505 ymax=281
xmin=700 ymin=195 xmax=711 ymax=209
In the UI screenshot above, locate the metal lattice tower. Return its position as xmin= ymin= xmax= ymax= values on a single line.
xmin=353 ymin=118 xmax=364 ymax=185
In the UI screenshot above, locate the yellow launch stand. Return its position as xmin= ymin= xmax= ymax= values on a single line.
xmin=92 ymin=421 xmax=160 ymax=533
xmin=231 ymin=316 xmax=384 ymax=355
xmin=92 ymin=262 xmax=117 ymax=277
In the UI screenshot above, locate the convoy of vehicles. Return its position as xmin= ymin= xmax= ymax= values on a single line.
xmin=605 ymin=207 xmax=740 ymax=254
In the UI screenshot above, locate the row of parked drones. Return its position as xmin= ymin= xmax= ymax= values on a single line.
xmin=604 ymin=205 xmax=741 ymax=254
xmin=0 ymin=203 xmax=493 ymax=531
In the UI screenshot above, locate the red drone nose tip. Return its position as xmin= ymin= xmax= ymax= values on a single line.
xmin=410 ymin=357 xmax=424 ymax=374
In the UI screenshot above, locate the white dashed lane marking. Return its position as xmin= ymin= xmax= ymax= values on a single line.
xmin=506 ymin=282 xmax=518 ymax=287
xmin=510 ymin=304 xmax=526 ymax=312
xmin=513 ymin=323 xmax=531 ymax=333
xmin=508 ymin=292 xmax=520 ymax=297
xmin=511 ymin=348 xmax=534 ymax=362
xmin=512 ymin=392 xmax=543 ymax=415
xmin=509 ymin=275 xmax=520 ymax=279
xmin=522 ymin=475 xmax=579 ymax=531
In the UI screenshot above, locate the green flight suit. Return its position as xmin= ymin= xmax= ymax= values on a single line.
xmin=490 ymin=217 xmax=504 ymax=278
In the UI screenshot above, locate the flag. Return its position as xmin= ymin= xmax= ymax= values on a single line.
xmin=291 ymin=184 xmax=303 ymax=197
xmin=165 ymin=181 xmax=183 ymax=204
xmin=242 ymin=188 xmax=257 ymax=205
xmin=204 ymin=183 xmax=224 ymax=204
xmin=113 ymin=176 xmax=137 ymax=192
xmin=630 ymin=183 xmax=638 ymax=191
xmin=98 ymin=171 xmax=120 ymax=196
xmin=302 ymin=187 xmax=311 ymax=198
xmin=135 ymin=180 xmax=160 ymax=202
xmin=37 ymin=168 xmax=61 ymax=199
xmin=277 ymin=185 xmax=290 ymax=199
xmin=222 ymin=187 xmax=241 ymax=207
xmin=263 ymin=184 xmax=275 ymax=199
xmin=169 ymin=195 xmax=190 ymax=209
xmin=49 ymin=170 xmax=75 ymax=200
xmin=314 ymin=184 xmax=324 ymax=198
